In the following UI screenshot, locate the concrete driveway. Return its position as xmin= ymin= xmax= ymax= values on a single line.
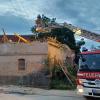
xmin=0 ymin=93 xmax=86 ymax=100
xmin=0 ymin=85 xmax=99 ymax=100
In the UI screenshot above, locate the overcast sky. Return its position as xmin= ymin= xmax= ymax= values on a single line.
xmin=0 ymin=0 xmax=100 ymax=49
xmin=0 ymin=0 xmax=100 ymax=35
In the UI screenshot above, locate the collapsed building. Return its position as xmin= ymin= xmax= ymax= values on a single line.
xmin=0 ymin=34 xmax=75 ymax=88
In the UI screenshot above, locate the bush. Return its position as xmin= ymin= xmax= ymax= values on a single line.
xmin=50 ymin=64 xmax=77 ymax=90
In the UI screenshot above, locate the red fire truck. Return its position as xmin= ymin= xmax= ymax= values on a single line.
xmin=77 ymin=50 xmax=100 ymax=98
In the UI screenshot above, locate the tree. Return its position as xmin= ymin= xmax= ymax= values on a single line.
xmin=31 ymin=15 xmax=85 ymax=53
xmin=31 ymin=26 xmax=36 ymax=33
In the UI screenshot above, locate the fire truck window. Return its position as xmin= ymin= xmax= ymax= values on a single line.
xmin=80 ymin=54 xmax=100 ymax=71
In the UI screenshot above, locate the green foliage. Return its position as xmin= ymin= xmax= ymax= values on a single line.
xmin=51 ymin=79 xmax=76 ymax=90
xmin=50 ymin=63 xmax=77 ymax=90
xmin=31 ymin=26 xmax=37 ymax=33
xmin=31 ymin=15 xmax=86 ymax=53
xmin=66 ymin=65 xmax=77 ymax=83
xmin=42 ymin=15 xmax=51 ymax=26
xmin=35 ymin=27 xmax=77 ymax=50
xmin=50 ymin=27 xmax=76 ymax=49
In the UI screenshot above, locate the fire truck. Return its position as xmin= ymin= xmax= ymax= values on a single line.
xmin=77 ymin=50 xmax=100 ymax=98
xmin=35 ymin=15 xmax=100 ymax=97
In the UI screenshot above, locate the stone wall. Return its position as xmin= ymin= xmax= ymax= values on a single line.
xmin=0 ymin=40 xmax=74 ymax=88
xmin=0 ymin=70 xmax=50 ymax=88
xmin=0 ymin=42 xmax=50 ymax=88
xmin=0 ymin=42 xmax=48 ymax=76
xmin=0 ymin=55 xmax=46 ymax=76
xmin=0 ymin=41 xmax=48 ymax=55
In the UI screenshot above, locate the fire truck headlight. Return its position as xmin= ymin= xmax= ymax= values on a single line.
xmin=78 ymin=88 xmax=84 ymax=93
xmin=77 ymin=85 xmax=84 ymax=93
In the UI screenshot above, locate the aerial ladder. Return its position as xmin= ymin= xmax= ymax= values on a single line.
xmin=63 ymin=23 xmax=100 ymax=42
xmin=35 ymin=17 xmax=100 ymax=42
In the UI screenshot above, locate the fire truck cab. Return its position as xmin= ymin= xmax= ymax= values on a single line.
xmin=77 ymin=50 xmax=100 ymax=98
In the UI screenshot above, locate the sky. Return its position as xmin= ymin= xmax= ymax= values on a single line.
xmin=0 ymin=0 xmax=100 ymax=48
